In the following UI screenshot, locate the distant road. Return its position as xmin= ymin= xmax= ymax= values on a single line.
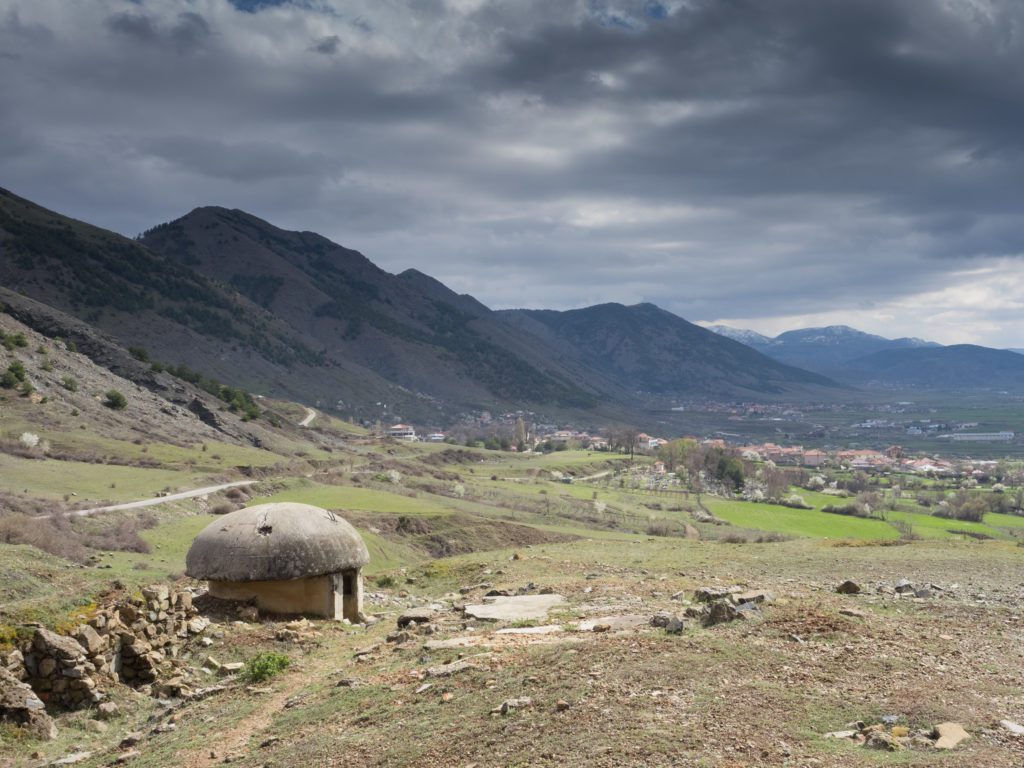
xmin=70 ymin=480 xmax=257 ymax=517
xmin=299 ymin=407 xmax=317 ymax=427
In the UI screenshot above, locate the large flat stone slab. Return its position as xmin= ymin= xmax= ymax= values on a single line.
xmin=463 ymin=594 xmax=566 ymax=622
xmin=577 ymin=614 xmax=649 ymax=632
xmin=495 ymin=624 xmax=564 ymax=635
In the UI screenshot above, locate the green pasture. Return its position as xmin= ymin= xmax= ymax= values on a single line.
xmin=257 ymin=482 xmax=456 ymax=517
xmin=0 ymin=453 xmax=207 ymax=503
xmin=703 ymin=497 xmax=900 ymax=540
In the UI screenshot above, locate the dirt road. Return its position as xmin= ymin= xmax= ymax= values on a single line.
xmin=70 ymin=480 xmax=257 ymax=517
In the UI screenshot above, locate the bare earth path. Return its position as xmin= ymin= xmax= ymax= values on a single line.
xmin=69 ymin=480 xmax=257 ymax=517
xmin=299 ymin=407 xmax=317 ymax=427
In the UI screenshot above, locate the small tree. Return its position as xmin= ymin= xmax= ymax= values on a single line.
xmin=104 ymin=390 xmax=128 ymax=410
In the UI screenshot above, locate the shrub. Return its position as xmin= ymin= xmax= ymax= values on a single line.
xmin=104 ymin=390 xmax=127 ymax=410
xmin=822 ymin=503 xmax=867 ymax=518
xmin=11 ymin=332 xmax=27 ymax=348
xmin=244 ymin=651 xmax=291 ymax=682
xmin=779 ymin=494 xmax=812 ymax=510
xmin=375 ymin=574 xmax=397 ymax=588
xmin=646 ymin=520 xmax=674 ymax=536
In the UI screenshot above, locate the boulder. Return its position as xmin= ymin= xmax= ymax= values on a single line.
xmin=704 ymin=600 xmax=761 ymax=626
xmin=836 ymin=580 xmax=861 ymax=594
xmin=894 ymin=578 xmax=915 ymax=594
xmin=33 ymin=628 xmax=87 ymax=662
xmin=75 ymin=625 xmax=105 ymax=655
xmin=397 ymin=608 xmax=436 ymax=629
xmin=733 ymin=589 xmax=774 ymax=605
xmin=694 ymin=586 xmax=741 ymax=603
xmin=665 ymin=618 xmax=685 ymax=635
xmin=933 ymin=722 xmax=970 ymax=749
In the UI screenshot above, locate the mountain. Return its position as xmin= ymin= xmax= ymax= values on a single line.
xmin=0 ymin=187 xmax=845 ymax=420
xmin=707 ymin=324 xmax=940 ymax=372
xmin=705 ymin=325 xmax=776 ymax=347
xmin=841 ymin=345 xmax=1024 ymax=392
xmin=500 ymin=304 xmax=843 ymax=397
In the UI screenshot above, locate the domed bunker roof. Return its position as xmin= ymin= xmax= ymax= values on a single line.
xmin=185 ymin=502 xmax=369 ymax=582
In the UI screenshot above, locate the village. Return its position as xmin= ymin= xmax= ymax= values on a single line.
xmin=381 ymin=419 xmax=1009 ymax=480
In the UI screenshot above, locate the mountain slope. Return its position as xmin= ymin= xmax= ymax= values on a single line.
xmin=708 ymin=323 xmax=941 ymax=372
xmin=139 ymin=206 xmax=599 ymax=412
xmin=842 ymin=345 xmax=1024 ymax=391
xmin=501 ymin=304 xmax=844 ymax=398
xmin=1 ymin=187 xmax=850 ymax=419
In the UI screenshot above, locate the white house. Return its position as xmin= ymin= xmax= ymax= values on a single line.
xmin=388 ymin=424 xmax=417 ymax=441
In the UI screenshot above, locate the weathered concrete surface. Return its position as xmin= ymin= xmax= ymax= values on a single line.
xmin=463 ymin=594 xmax=566 ymax=622
xmin=186 ymin=503 xmax=369 ymax=581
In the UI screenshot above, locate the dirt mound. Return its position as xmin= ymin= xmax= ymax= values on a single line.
xmin=345 ymin=511 xmax=575 ymax=558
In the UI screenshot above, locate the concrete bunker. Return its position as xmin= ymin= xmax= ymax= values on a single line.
xmin=185 ymin=502 xmax=369 ymax=621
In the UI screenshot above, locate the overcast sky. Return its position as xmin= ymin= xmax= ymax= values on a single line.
xmin=2 ymin=0 xmax=1023 ymax=347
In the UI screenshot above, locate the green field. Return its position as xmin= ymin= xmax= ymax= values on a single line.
xmin=704 ymin=497 xmax=900 ymax=540
xmin=0 ymin=453 xmax=209 ymax=503
xmin=257 ymin=482 xmax=457 ymax=517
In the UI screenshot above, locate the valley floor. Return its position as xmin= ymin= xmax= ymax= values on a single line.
xmin=5 ymin=535 xmax=1024 ymax=768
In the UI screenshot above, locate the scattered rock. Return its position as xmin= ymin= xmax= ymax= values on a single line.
xmin=426 ymin=660 xmax=475 ymax=677
xmin=493 ymin=696 xmax=532 ymax=715
xmin=111 ymin=749 xmax=141 ymax=764
xmin=1000 ymin=720 xmax=1024 ymax=736
xmin=836 ymin=580 xmax=861 ymax=594
xmin=97 ymin=701 xmax=120 ymax=720
xmin=555 ymin=699 xmax=571 ymax=712
xmin=894 ymin=579 xmax=915 ymax=594
xmin=83 ymin=718 xmax=108 ymax=733
xmin=397 ymin=608 xmax=436 ymax=629
xmin=839 ymin=608 xmax=866 ymax=618
xmin=733 ymin=589 xmax=774 ymax=605
xmin=219 ymin=662 xmax=244 ymax=675
xmin=49 ymin=752 xmax=92 ymax=766
xmin=120 ymin=732 xmax=143 ymax=748
xmin=694 ymin=586 xmax=741 ymax=603
xmin=864 ymin=731 xmax=896 ymax=751
xmin=664 ymin=618 xmax=685 ymax=635
xmin=933 ymin=722 xmax=970 ymax=749
xmin=704 ymin=600 xmax=760 ymax=626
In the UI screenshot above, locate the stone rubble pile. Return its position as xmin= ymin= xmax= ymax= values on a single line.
xmin=0 ymin=583 xmax=212 ymax=739
xmin=0 ymin=666 xmax=57 ymax=740
xmin=824 ymin=719 xmax=971 ymax=751
xmin=685 ymin=586 xmax=773 ymax=626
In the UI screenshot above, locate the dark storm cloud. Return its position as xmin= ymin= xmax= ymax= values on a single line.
xmin=2 ymin=0 xmax=1024 ymax=345
xmin=139 ymin=137 xmax=340 ymax=183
